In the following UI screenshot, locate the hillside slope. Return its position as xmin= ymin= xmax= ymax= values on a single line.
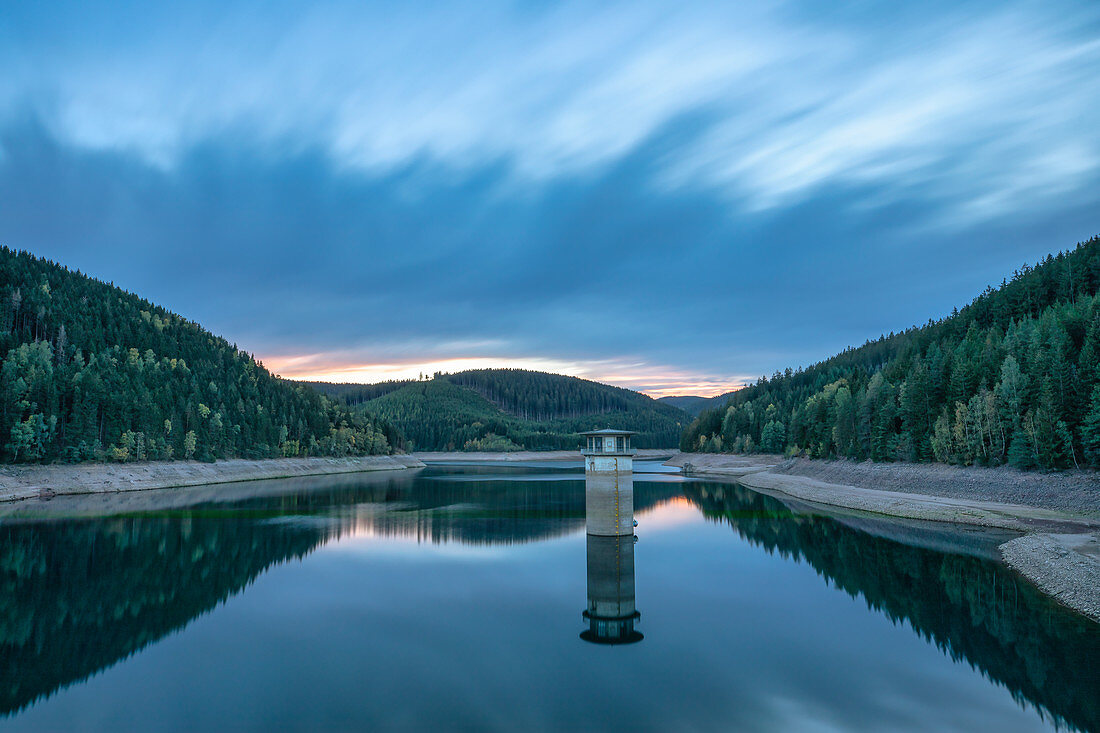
xmin=0 ymin=247 xmax=397 ymax=463
xmin=657 ymin=395 xmax=719 ymax=416
xmin=313 ymin=369 xmax=689 ymax=451
xmin=683 ymin=236 xmax=1100 ymax=470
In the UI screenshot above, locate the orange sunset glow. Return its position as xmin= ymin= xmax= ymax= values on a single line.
xmin=260 ymin=353 xmax=748 ymax=398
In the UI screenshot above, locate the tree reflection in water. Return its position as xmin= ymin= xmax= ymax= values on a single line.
xmin=682 ymin=481 xmax=1100 ymax=733
xmin=0 ymin=467 xmax=1096 ymax=733
xmin=0 ymin=467 xmax=678 ymax=717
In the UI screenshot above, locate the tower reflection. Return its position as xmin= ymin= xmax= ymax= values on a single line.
xmin=580 ymin=429 xmax=642 ymax=645
xmin=581 ymin=533 xmax=643 ymax=644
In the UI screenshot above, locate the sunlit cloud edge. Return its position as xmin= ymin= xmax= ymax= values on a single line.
xmin=262 ymin=352 xmax=748 ymax=399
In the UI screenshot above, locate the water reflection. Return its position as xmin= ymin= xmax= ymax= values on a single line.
xmin=0 ymin=467 xmax=680 ymax=718
xmin=681 ymin=481 xmax=1100 ymax=733
xmin=581 ymin=534 xmax=642 ymax=645
xmin=0 ymin=496 xmax=329 ymax=716
xmin=581 ymin=453 xmax=643 ymax=645
xmin=0 ymin=465 xmax=1096 ymax=732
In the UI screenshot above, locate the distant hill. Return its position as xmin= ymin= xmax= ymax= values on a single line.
xmin=682 ymin=236 xmax=1100 ymax=470
xmin=0 ymin=247 xmax=397 ymax=463
xmin=657 ymin=395 xmax=721 ymax=416
xmin=310 ymin=368 xmax=690 ymax=451
xmin=303 ymin=380 xmax=410 ymax=406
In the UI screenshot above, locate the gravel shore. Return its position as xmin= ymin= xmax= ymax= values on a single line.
xmin=1000 ymin=533 xmax=1100 ymax=623
xmin=776 ymin=458 xmax=1100 ymax=514
xmin=0 ymin=454 xmax=425 ymax=503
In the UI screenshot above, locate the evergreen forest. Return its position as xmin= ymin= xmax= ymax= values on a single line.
xmin=0 ymin=247 xmax=398 ymax=463
xmin=312 ymin=369 xmax=689 ymax=451
xmin=681 ymin=236 xmax=1100 ymax=470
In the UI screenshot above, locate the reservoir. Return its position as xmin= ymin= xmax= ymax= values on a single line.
xmin=1 ymin=461 xmax=1097 ymax=732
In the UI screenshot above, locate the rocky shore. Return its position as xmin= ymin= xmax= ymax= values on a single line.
xmin=0 ymin=454 xmax=425 ymax=503
xmin=2 ymin=448 xmax=1095 ymax=623
xmin=776 ymin=457 xmax=1100 ymax=514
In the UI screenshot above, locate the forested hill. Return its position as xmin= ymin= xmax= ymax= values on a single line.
xmin=309 ymin=369 xmax=689 ymax=451
xmin=657 ymin=395 xmax=718 ymax=416
xmin=682 ymin=236 xmax=1100 ymax=470
xmin=0 ymin=247 xmax=397 ymax=463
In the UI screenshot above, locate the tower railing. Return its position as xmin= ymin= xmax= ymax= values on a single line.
xmin=581 ymin=448 xmax=637 ymax=456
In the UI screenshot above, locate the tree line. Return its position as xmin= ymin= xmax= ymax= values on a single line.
xmin=448 ymin=368 xmax=679 ymax=422
xmin=0 ymin=247 xmax=399 ymax=463
xmin=352 ymin=373 xmax=687 ymax=451
xmin=682 ymin=236 xmax=1100 ymax=470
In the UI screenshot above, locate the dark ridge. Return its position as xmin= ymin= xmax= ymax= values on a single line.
xmin=0 ymin=247 xmax=400 ymax=463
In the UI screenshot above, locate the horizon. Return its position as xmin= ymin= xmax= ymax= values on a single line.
xmin=10 ymin=239 xmax=1095 ymax=401
xmin=2 ymin=1 xmax=1099 ymax=397
xmin=279 ymin=357 xmax=745 ymax=399
xmin=264 ymin=237 xmax=1098 ymax=398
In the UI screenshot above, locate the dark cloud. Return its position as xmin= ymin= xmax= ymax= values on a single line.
xmin=1 ymin=113 xmax=1097 ymax=390
xmin=2 ymin=1 xmax=1098 ymax=390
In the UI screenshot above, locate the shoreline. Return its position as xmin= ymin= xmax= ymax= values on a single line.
xmin=0 ymin=454 xmax=425 ymax=504
xmin=413 ymin=448 xmax=677 ymax=462
xmin=1 ymin=448 xmax=1095 ymax=622
xmin=665 ymin=453 xmax=1100 ymax=623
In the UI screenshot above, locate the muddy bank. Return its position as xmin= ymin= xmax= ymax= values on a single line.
xmin=0 ymin=454 xmax=424 ymax=504
xmin=665 ymin=453 xmax=1100 ymax=623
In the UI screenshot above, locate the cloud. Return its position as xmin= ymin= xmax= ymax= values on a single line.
xmin=3 ymin=2 xmax=1098 ymax=220
xmin=661 ymin=11 xmax=1100 ymax=221
xmin=262 ymin=351 xmax=751 ymax=398
xmin=0 ymin=1 xmax=1098 ymax=393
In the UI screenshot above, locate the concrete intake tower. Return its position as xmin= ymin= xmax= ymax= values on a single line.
xmin=580 ymin=429 xmax=641 ymax=644
xmin=581 ymin=429 xmax=636 ymax=537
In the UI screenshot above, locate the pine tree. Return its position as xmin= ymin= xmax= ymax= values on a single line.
xmin=1082 ymin=386 xmax=1100 ymax=467
xmin=1008 ymin=425 xmax=1038 ymax=471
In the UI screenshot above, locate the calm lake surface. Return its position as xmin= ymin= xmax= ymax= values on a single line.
xmin=1 ymin=461 xmax=1098 ymax=732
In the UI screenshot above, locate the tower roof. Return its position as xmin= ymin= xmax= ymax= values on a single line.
xmin=580 ymin=428 xmax=637 ymax=436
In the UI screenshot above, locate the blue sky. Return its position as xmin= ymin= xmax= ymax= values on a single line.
xmin=1 ymin=1 xmax=1098 ymax=396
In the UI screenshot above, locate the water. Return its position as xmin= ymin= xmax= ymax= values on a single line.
xmin=0 ymin=461 xmax=1097 ymax=732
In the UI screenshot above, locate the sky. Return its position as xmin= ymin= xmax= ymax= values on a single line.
xmin=1 ymin=1 xmax=1098 ymax=397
